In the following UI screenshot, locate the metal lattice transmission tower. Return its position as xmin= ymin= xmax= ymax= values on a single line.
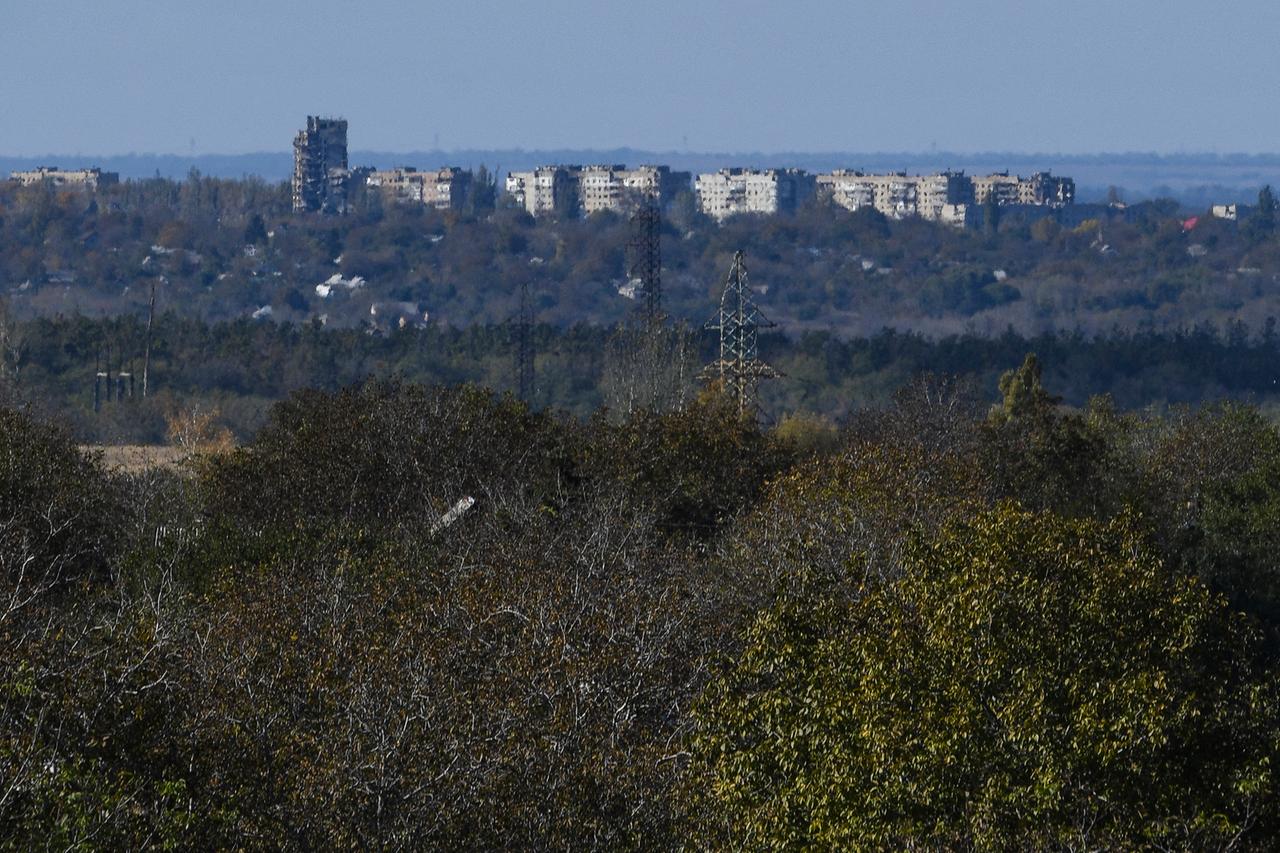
xmin=701 ymin=251 xmax=779 ymax=416
xmin=627 ymin=201 xmax=662 ymax=321
xmin=513 ymin=281 xmax=535 ymax=402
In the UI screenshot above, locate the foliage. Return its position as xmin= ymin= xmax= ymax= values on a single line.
xmin=693 ymin=506 xmax=1280 ymax=850
xmin=0 ymin=406 xmax=121 ymax=600
xmin=6 ymin=361 xmax=1280 ymax=847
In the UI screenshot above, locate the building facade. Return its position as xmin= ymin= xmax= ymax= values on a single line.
xmin=292 ymin=116 xmax=349 ymax=213
xmin=576 ymin=164 xmax=691 ymax=214
xmin=817 ymin=169 xmax=1071 ymax=225
xmin=505 ymin=166 xmax=577 ymax=216
xmin=366 ymin=166 xmax=472 ymax=209
xmin=9 ymin=167 xmax=119 ymax=191
xmin=816 ymin=171 xmax=941 ymax=219
xmin=695 ymin=168 xmax=816 ymax=220
xmin=816 ymin=171 xmax=963 ymax=220
xmin=972 ymin=171 xmax=1074 ymax=207
xmin=506 ymin=164 xmax=691 ymax=217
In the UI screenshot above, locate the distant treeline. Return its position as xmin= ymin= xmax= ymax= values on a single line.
xmin=7 ymin=314 xmax=1280 ymax=443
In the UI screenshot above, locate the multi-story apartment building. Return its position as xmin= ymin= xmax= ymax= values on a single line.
xmin=507 ymin=164 xmax=691 ymax=217
xmin=816 ymin=170 xmax=877 ymax=212
xmin=505 ymin=166 xmax=577 ymax=216
xmin=917 ymin=171 xmax=975 ymax=219
xmin=576 ymin=164 xmax=691 ymax=214
xmin=292 ymin=116 xmax=349 ymax=213
xmin=817 ymin=169 xmax=1070 ymax=225
xmin=695 ymin=168 xmax=816 ymax=220
xmin=972 ymin=171 xmax=1073 ymax=207
xmin=816 ymin=170 xmax=970 ymax=220
xmin=366 ymin=166 xmax=472 ymax=209
xmin=971 ymin=172 xmax=1021 ymax=206
xmin=9 ymin=166 xmax=119 ymax=191
xmin=1020 ymin=171 xmax=1075 ymax=206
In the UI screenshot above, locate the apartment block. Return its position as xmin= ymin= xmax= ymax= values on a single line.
xmin=9 ymin=166 xmax=119 ymax=191
xmin=292 ymin=116 xmax=349 ymax=213
xmin=817 ymin=170 xmax=970 ymax=220
xmin=695 ymin=168 xmax=816 ymax=220
xmin=917 ymin=171 xmax=975 ymax=219
xmin=576 ymin=164 xmax=691 ymax=214
xmin=972 ymin=171 xmax=1074 ymax=207
xmin=507 ymin=164 xmax=691 ymax=217
xmin=505 ymin=166 xmax=577 ymax=216
xmin=817 ymin=169 xmax=1070 ymax=224
xmin=1021 ymin=171 xmax=1075 ymax=206
xmin=366 ymin=166 xmax=472 ymax=210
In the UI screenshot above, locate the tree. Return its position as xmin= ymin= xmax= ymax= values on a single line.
xmin=1251 ymin=184 xmax=1276 ymax=240
xmin=693 ymin=506 xmax=1280 ymax=850
xmin=600 ymin=318 xmax=697 ymax=416
xmin=0 ymin=407 xmax=121 ymax=610
xmin=242 ymin=212 xmax=268 ymax=245
xmin=988 ymin=352 xmax=1058 ymax=425
xmin=467 ymin=164 xmax=497 ymax=215
xmin=982 ymin=190 xmax=1001 ymax=235
xmin=983 ymin=355 xmax=1121 ymax=517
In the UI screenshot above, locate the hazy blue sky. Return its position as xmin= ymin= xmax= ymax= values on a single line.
xmin=4 ymin=0 xmax=1279 ymax=155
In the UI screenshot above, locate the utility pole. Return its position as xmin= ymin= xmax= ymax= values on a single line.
xmin=701 ymin=251 xmax=779 ymax=417
xmin=512 ymin=281 xmax=535 ymax=403
xmin=142 ymin=278 xmax=156 ymax=397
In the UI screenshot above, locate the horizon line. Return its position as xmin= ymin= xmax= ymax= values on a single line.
xmin=7 ymin=148 xmax=1280 ymax=161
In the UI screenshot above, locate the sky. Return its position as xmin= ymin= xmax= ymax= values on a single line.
xmin=4 ymin=0 xmax=1280 ymax=156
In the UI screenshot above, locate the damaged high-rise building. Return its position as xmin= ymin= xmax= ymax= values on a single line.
xmin=292 ymin=116 xmax=349 ymax=213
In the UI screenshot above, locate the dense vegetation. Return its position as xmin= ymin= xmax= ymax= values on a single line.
xmin=7 ymin=313 xmax=1280 ymax=444
xmin=3 ymin=174 xmax=1280 ymax=338
xmin=6 ymin=361 xmax=1280 ymax=848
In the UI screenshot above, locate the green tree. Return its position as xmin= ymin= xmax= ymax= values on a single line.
xmin=989 ymin=352 xmax=1057 ymax=424
xmin=693 ymin=506 xmax=1280 ymax=850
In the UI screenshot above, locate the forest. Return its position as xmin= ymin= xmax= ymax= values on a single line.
xmin=6 ymin=312 xmax=1280 ymax=444
xmin=6 ymin=360 xmax=1280 ymax=848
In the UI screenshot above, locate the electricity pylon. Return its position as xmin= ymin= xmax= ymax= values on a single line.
xmin=700 ymin=251 xmax=778 ymax=416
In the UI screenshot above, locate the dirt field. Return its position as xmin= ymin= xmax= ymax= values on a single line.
xmin=83 ymin=445 xmax=192 ymax=473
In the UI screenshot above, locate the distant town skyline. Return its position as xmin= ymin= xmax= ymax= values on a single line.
xmin=5 ymin=0 xmax=1280 ymax=157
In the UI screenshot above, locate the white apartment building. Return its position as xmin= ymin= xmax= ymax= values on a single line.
xmin=577 ymin=164 xmax=690 ymax=214
xmin=816 ymin=170 xmax=969 ymax=221
xmin=816 ymin=169 xmax=1071 ymax=225
xmin=10 ymin=166 xmax=119 ymax=191
xmin=507 ymin=164 xmax=691 ymax=217
xmin=694 ymin=168 xmax=816 ymax=220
